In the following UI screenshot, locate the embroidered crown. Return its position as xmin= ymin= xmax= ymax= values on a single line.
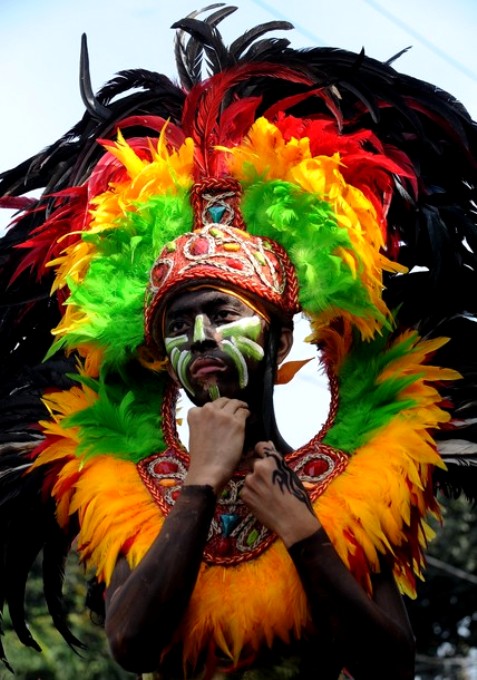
xmin=145 ymin=178 xmax=300 ymax=352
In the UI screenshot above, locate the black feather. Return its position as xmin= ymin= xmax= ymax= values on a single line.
xmin=79 ymin=34 xmax=111 ymax=121
xmin=173 ymin=4 xmax=238 ymax=88
xmin=229 ymin=20 xmax=293 ymax=60
xmin=43 ymin=521 xmax=84 ymax=651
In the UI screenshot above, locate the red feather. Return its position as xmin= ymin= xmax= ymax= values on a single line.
xmin=181 ymin=62 xmax=314 ymax=176
xmin=11 ymin=187 xmax=88 ymax=283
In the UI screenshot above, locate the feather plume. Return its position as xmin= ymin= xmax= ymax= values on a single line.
xmin=173 ymin=5 xmax=239 ymax=88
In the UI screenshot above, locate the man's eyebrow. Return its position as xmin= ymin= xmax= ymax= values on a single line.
xmin=166 ymin=307 xmax=192 ymax=319
xmin=166 ymin=294 xmax=244 ymax=318
xmin=207 ymin=295 xmax=243 ymax=308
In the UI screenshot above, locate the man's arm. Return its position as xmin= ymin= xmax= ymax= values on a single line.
xmin=104 ymin=397 xmax=249 ymax=673
xmin=241 ymin=442 xmax=415 ymax=680
xmin=105 ymin=484 xmax=216 ymax=672
xmin=289 ymin=530 xmax=415 ymax=680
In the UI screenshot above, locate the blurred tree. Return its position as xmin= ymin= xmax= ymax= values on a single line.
xmin=1 ymin=552 xmax=133 ymax=680
xmin=408 ymin=495 xmax=477 ymax=677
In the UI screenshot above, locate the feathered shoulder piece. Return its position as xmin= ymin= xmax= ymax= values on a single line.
xmin=0 ymin=3 xmax=476 ymax=668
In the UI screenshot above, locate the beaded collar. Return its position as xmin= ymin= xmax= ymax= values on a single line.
xmin=137 ymin=380 xmax=348 ymax=565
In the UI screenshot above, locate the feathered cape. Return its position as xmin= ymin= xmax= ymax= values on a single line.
xmin=27 ymin=326 xmax=454 ymax=669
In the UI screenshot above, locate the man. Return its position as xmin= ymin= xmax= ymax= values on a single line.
xmin=0 ymin=7 xmax=476 ymax=680
xmin=96 ymin=210 xmax=424 ymax=679
xmin=104 ymin=256 xmax=416 ymax=678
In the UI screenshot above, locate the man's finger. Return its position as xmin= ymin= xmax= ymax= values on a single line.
xmin=221 ymin=399 xmax=250 ymax=413
xmin=254 ymin=441 xmax=278 ymax=459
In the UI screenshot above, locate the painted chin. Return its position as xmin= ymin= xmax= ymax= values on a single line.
xmin=187 ymin=365 xmax=249 ymax=403
xmin=193 ymin=372 xmax=224 ymax=401
xmin=189 ymin=360 xmax=227 ymax=395
xmin=191 ymin=368 xmax=230 ymax=395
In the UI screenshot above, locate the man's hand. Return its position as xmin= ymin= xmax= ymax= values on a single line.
xmin=241 ymin=441 xmax=321 ymax=547
xmin=186 ymin=397 xmax=250 ymax=493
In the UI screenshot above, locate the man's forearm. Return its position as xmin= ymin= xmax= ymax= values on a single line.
xmin=289 ymin=529 xmax=415 ymax=680
xmin=105 ymin=485 xmax=216 ymax=673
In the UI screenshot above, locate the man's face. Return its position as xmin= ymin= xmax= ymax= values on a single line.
xmin=162 ymin=287 xmax=269 ymax=405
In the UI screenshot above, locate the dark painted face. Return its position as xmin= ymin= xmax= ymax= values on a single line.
xmin=162 ymin=288 xmax=268 ymax=405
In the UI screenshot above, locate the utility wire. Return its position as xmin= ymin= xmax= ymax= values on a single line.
xmin=251 ymin=0 xmax=477 ymax=84
xmin=362 ymin=0 xmax=477 ymax=83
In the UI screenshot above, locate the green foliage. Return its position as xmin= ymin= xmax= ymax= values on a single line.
xmin=1 ymin=554 xmax=133 ymax=680
xmin=408 ymin=495 xmax=477 ymax=672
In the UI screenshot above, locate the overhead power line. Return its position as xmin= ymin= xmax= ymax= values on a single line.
xmin=251 ymin=0 xmax=477 ymax=84
xmin=362 ymin=0 xmax=477 ymax=83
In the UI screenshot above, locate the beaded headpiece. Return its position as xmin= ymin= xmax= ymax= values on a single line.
xmin=145 ymin=179 xmax=300 ymax=352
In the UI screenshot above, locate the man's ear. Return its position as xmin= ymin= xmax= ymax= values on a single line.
xmin=276 ymin=326 xmax=293 ymax=365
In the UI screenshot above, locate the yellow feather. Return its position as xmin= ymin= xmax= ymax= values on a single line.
xmin=178 ymin=541 xmax=310 ymax=667
xmin=102 ymin=129 xmax=147 ymax=179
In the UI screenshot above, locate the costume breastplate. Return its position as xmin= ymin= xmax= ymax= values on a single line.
xmin=137 ymin=385 xmax=348 ymax=565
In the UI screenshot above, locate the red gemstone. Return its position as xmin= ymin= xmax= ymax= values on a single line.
xmin=151 ymin=264 xmax=167 ymax=285
xmin=154 ymin=460 xmax=178 ymax=475
xmin=226 ymin=258 xmax=243 ymax=269
xmin=215 ymin=537 xmax=232 ymax=556
xmin=303 ymin=459 xmax=329 ymax=477
xmin=191 ymin=237 xmax=210 ymax=255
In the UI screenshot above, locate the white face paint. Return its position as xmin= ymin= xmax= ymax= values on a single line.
xmin=164 ymin=314 xmax=265 ymax=400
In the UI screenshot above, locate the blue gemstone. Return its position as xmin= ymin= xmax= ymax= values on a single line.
xmin=220 ymin=513 xmax=240 ymax=536
xmin=207 ymin=205 xmax=226 ymax=223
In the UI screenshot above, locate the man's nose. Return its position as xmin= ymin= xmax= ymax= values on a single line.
xmin=191 ymin=314 xmax=217 ymax=348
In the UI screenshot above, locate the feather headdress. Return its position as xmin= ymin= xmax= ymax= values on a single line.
xmin=1 ymin=4 xmax=476 ymax=672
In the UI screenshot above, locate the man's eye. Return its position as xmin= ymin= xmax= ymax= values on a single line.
xmin=168 ymin=320 xmax=188 ymax=334
xmin=214 ymin=309 xmax=237 ymax=322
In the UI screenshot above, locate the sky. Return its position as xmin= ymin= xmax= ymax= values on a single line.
xmin=1 ymin=0 xmax=476 ymax=444
xmin=1 ymin=0 xmax=476 ymax=170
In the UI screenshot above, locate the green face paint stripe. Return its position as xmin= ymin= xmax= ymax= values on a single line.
xmin=169 ymin=346 xmax=180 ymax=371
xmin=177 ymin=350 xmax=195 ymax=396
xmin=222 ymin=339 xmax=248 ymax=389
xmin=208 ymin=384 xmax=221 ymax=401
xmin=164 ymin=334 xmax=188 ymax=353
xmin=218 ymin=316 xmax=262 ymax=341
xmin=234 ymin=337 xmax=265 ymax=361
xmin=193 ymin=314 xmax=206 ymax=343
xmin=170 ymin=346 xmax=194 ymax=395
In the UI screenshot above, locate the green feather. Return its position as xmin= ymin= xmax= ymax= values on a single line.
xmin=52 ymin=191 xmax=193 ymax=368
xmin=241 ymin=180 xmax=385 ymax=325
xmin=64 ymin=366 xmax=167 ymax=463
xmin=323 ymin=331 xmax=421 ymax=453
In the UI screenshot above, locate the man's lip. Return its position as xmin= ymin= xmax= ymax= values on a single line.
xmin=190 ymin=357 xmax=227 ymax=379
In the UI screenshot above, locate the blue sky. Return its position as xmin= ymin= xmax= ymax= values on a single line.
xmin=1 ymin=0 xmax=475 ymax=172
xmin=1 ymin=0 xmax=475 ymax=443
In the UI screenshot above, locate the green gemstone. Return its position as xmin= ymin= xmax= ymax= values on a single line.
xmin=246 ymin=529 xmax=259 ymax=546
